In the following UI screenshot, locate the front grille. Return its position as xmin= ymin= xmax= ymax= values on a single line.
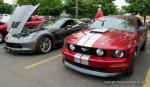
xmin=68 ymin=45 xmax=106 ymax=57
xmin=6 ymin=43 xmax=22 ymax=48
xmin=66 ymin=60 xmax=107 ymax=72
xmin=74 ymin=45 xmax=96 ymax=55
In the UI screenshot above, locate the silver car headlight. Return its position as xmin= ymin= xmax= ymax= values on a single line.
xmin=69 ymin=44 xmax=75 ymax=51
xmin=96 ymin=49 xmax=104 ymax=56
xmin=113 ymin=50 xmax=124 ymax=58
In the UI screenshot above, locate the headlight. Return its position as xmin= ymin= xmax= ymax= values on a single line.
xmin=96 ymin=49 xmax=104 ymax=56
xmin=69 ymin=44 xmax=75 ymax=51
xmin=113 ymin=50 xmax=124 ymax=58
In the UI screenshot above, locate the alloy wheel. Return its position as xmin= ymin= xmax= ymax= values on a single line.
xmin=40 ymin=37 xmax=52 ymax=53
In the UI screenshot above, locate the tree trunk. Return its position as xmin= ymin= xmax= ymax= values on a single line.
xmin=144 ymin=14 xmax=146 ymax=24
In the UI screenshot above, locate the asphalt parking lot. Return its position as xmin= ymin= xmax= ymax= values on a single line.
xmin=0 ymin=34 xmax=150 ymax=87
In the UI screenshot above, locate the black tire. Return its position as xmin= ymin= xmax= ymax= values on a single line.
xmin=123 ymin=51 xmax=136 ymax=76
xmin=141 ymin=39 xmax=146 ymax=51
xmin=37 ymin=36 xmax=52 ymax=54
xmin=0 ymin=32 xmax=4 ymax=43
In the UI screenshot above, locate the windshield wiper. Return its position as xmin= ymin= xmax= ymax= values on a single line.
xmin=98 ymin=20 xmax=106 ymax=26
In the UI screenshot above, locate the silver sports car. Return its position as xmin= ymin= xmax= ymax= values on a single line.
xmin=5 ymin=5 xmax=86 ymax=54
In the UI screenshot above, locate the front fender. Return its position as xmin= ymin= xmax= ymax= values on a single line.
xmin=35 ymin=30 xmax=57 ymax=45
xmin=129 ymin=39 xmax=137 ymax=59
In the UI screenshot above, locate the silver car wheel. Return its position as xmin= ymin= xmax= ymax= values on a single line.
xmin=0 ymin=33 xmax=3 ymax=43
xmin=40 ymin=37 xmax=52 ymax=53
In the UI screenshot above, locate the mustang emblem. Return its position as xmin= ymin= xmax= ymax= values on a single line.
xmin=81 ymin=48 xmax=89 ymax=52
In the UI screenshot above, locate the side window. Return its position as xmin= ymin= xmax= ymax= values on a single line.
xmin=61 ymin=20 xmax=72 ymax=28
xmin=71 ymin=20 xmax=78 ymax=25
xmin=137 ymin=19 xmax=143 ymax=28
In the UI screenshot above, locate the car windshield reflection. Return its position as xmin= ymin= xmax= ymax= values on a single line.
xmin=89 ymin=17 xmax=134 ymax=32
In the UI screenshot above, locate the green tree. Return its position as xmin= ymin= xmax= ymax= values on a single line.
xmin=0 ymin=2 xmax=13 ymax=14
xmin=63 ymin=0 xmax=118 ymax=18
xmin=123 ymin=0 xmax=150 ymax=22
xmin=37 ymin=0 xmax=63 ymax=16
xmin=96 ymin=0 xmax=118 ymax=15
xmin=17 ymin=0 xmax=39 ymax=5
xmin=16 ymin=0 xmax=118 ymax=18
xmin=16 ymin=0 xmax=63 ymax=16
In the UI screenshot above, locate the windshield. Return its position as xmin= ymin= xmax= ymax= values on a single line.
xmin=89 ymin=17 xmax=134 ymax=32
xmin=0 ymin=15 xmax=11 ymax=23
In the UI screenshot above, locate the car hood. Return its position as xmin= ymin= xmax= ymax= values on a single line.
xmin=7 ymin=4 xmax=39 ymax=35
xmin=64 ymin=29 xmax=136 ymax=50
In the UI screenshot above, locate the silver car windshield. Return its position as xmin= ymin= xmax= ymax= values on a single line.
xmin=89 ymin=17 xmax=134 ymax=32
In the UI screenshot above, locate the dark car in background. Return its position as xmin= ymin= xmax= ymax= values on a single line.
xmin=4 ymin=4 xmax=87 ymax=54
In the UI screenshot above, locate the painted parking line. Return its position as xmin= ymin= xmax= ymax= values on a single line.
xmin=143 ymin=67 xmax=150 ymax=87
xmin=25 ymin=54 xmax=62 ymax=69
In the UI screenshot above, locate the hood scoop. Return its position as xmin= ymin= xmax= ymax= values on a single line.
xmin=90 ymin=28 xmax=109 ymax=34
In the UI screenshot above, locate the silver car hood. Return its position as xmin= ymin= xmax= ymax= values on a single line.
xmin=7 ymin=4 xmax=39 ymax=35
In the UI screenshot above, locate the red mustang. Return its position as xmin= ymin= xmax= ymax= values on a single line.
xmin=0 ymin=15 xmax=44 ymax=43
xmin=62 ymin=15 xmax=147 ymax=77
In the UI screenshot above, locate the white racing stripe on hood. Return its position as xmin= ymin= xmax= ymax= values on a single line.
xmin=77 ymin=33 xmax=94 ymax=46
xmin=84 ymin=33 xmax=102 ymax=47
xmin=74 ymin=53 xmax=82 ymax=63
xmin=81 ymin=55 xmax=90 ymax=65
xmin=74 ymin=33 xmax=103 ymax=66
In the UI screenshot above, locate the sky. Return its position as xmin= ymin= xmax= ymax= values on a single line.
xmin=114 ymin=0 xmax=127 ymax=9
xmin=4 ymin=0 xmax=127 ymax=9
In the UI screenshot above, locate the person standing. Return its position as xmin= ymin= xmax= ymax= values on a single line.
xmin=95 ymin=8 xmax=104 ymax=20
xmin=60 ymin=10 xmax=69 ymax=18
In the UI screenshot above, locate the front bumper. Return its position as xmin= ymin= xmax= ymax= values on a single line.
xmin=5 ymin=40 xmax=37 ymax=53
xmin=62 ymin=47 xmax=130 ymax=75
xmin=63 ymin=59 xmax=120 ymax=77
xmin=5 ymin=45 xmax=34 ymax=53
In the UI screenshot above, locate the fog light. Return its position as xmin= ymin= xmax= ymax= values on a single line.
xmin=96 ymin=49 xmax=104 ymax=56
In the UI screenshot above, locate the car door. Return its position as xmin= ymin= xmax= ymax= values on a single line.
xmin=136 ymin=18 xmax=147 ymax=51
xmin=54 ymin=20 xmax=85 ymax=42
xmin=53 ymin=20 xmax=72 ymax=41
xmin=64 ymin=20 xmax=85 ymax=35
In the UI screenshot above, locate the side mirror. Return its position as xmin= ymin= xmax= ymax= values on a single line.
xmin=138 ymin=26 xmax=146 ymax=32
